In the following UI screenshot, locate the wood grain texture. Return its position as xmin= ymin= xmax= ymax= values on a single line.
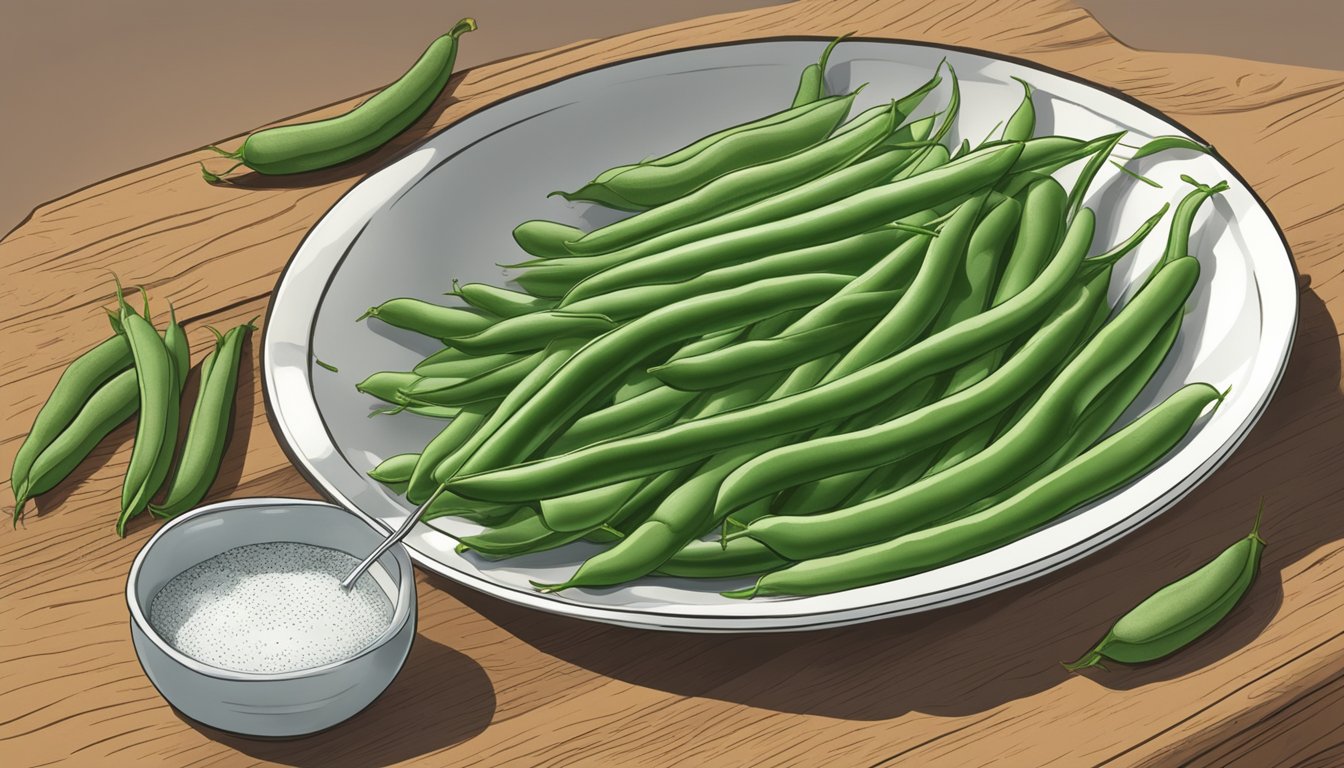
xmin=3 ymin=0 xmax=1343 ymax=765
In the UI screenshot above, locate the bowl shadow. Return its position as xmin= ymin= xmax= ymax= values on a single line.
xmin=182 ymin=635 xmax=495 ymax=766
xmin=429 ymin=280 xmax=1330 ymax=722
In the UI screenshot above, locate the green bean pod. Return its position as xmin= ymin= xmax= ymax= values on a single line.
xmin=511 ymin=148 xmax=942 ymax=298
xmin=656 ymin=538 xmax=789 ymax=579
xmin=828 ymin=194 xmax=1001 ymax=382
xmin=404 ymin=352 xmax=542 ymax=407
xmin=1065 ymin=504 xmax=1263 ymax=670
xmin=1002 ymin=77 xmax=1035 ymax=143
xmin=150 ymin=322 xmax=254 ymax=518
xmin=359 ymin=298 xmax=494 ymax=340
xmin=11 ymin=330 xmax=133 ymax=518
xmin=116 ymin=290 xmax=183 ymax=535
xmin=558 ymin=143 xmax=1024 ymax=305
xmin=406 ymin=402 xmax=493 ymax=504
xmin=448 ymin=283 xmax=556 ymax=317
xmin=790 ymin=34 xmax=849 ymax=106
xmin=206 ymin=19 xmax=477 ymax=178
xmin=414 ymin=350 xmax=528 ymax=379
xmin=511 ymin=221 xmax=587 ymax=259
xmin=560 ymin=102 xmax=900 ymax=256
xmin=448 ymin=207 xmax=1091 ymax=504
xmin=738 ymin=257 xmax=1200 ymax=560
xmin=444 ymin=312 xmax=614 ymax=355
xmin=369 ymin=452 xmax=420 ymax=486
xmin=727 ymin=383 xmax=1225 ymax=599
xmin=556 ymin=92 xmax=860 ymax=209
xmin=356 ymin=371 xmax=420 ymax=405
xmin=20 ymin=370 xmax=140 ymax=512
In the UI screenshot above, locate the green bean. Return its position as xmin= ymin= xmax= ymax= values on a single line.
xmin=653 ymin=316 xmax=882 ymax=392
xmin=151 ymin=322 xmax=254 ymax=518
xmin=577 ymin=93 xmax=851 ymax=190
xmin=359 ymin=298 xmax=493 ymax=340
xmin=1002 ymin=77 xmax=1035 ymax=143
xmin=559 ymin=222 xmax=929 ymax=321
xmin=727 ymin=383 xmax=1225 ymax=598
xmin=356 ymin=371 xmax=419 ymax=405
xmin=721 ymin=271 xmax=1102 ymax=521
xmin=829 ymin=194 xmax=1004 ymax=382
xmin=790 ymin=34 xmax=849 ymax=107
xmin=445 ymin=312 xmax=614 ymax=355
xmin=1065 ymin=502 xmax=1262 ymax=671
xmin=555 ymin=92 xmax=860 ymax=209
xmin=511 ymin=221 xmax=587 ymax=259
xmin=432 ymin=339 xmax=584 ymax=490
xmin=116 ymin=286 xmax=181 ymax=536
xmin=558 ymin=143 xmax=1024 ymax=305
xmin=1122 ymin=135 xmax=1213 ymax=161
xmin=560 ymin=102 xmax=901 ymax=256
xmin=533 ymin=372 xmax=790 ymax=591
xmin=404 ymin=351 xmax=542 ymax=407
xmin=737 ymin=256 xmax=1200 ymax=560
xmin=369 ymin=453 xmax=420 ymax=486
xmin=202 ymin=19 xmax=476 ymax=180
xmin=448 ymin=282 xmax=556 ymax=317
xmin=405 ymin=402 xmax=493 ymax=504
xmin=1140 ymin=176 xmax=1229 ymax=288
xmin=454 ymin=275 xmax=850 ymax=478
xmin=657 ymin=538 xmax=789 ymax=579
xmin=11 ymin=329 xmax=133 ymax=518
xmin=414 ymin=350 xmax=528 ymax=379
xmin=449 ymin=207 xmax=1091 ymax=503
xmin=511 ymin=148 xmax=947 ymax=298
xmin=1065 ymin=132 xmax=1126 ymax=220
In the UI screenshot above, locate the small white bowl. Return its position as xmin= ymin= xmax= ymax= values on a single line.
xmin=126 ymin=498 xmax=416 ymax=738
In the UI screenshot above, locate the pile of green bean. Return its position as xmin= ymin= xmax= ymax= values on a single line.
xmin=10 ymin=281 xmax=252 ymax=534
xmin=358 ymin=45 xmax=1227 ymax=598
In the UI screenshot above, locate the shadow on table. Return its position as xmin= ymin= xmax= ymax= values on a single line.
xmin=435 ymin=280 xmax=1337 ymax=722
xmin=183 ymin=636 xmax=495 ymax=766
xmin=200 ymin=87 xmax=471 ymax=191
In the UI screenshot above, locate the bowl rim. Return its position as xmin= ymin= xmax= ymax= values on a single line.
xmin=125 ymin=497 xmax=416 ymax=681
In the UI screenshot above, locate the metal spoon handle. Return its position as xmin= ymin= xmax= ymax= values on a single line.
xmin=341 ymin=494 xmax=435 ymax=590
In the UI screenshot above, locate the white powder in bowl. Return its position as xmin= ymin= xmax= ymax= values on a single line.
xmin=148 ymin=542 xmax=395 ymax=674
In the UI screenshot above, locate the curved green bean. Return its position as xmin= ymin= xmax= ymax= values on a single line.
xmin=727 ymin=383 xmax=1224 ymax=598
xmin=151 ymin=322 xmax=254 ymax=518
xmin=555 ymin=92 xmax=860 ymax=209
xmin=203 ymin=19 xmax=476 ymax=179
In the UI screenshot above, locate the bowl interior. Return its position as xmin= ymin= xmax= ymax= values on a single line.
xmin=128 ymin=498 xmax=414 ymax=675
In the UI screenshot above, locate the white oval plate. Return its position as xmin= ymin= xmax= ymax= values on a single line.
xmin=263 ymin=39 xmax=1297 ymax=632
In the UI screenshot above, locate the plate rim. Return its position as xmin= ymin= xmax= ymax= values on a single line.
xmin=261 ymin=35 xmax=1299 ymax=632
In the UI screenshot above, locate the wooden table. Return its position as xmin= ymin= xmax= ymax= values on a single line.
xmin=4 ymin=0 xmax=1343 ymax=764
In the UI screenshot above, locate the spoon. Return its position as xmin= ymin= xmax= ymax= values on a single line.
xmin=341 ymin=494 xmax=436 ymax=590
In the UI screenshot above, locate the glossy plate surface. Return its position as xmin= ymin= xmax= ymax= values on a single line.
xmin=263 ymin=39 xmax=1296 ymax=631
